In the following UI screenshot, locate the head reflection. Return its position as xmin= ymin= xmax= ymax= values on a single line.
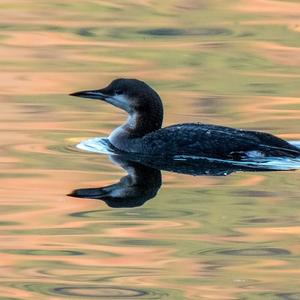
xmin=69 ymin=154 xmax=274 ymax=208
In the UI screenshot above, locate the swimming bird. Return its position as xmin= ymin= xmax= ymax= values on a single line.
xmin=70 ymin=78 xmax=300 ymax=160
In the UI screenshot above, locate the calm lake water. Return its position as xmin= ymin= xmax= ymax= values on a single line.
xmin=1 ymin=0 xmax=300 ymax=299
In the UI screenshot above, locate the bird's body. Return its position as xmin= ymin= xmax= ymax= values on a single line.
xmin=70 ymin=78 xmax=300 ymax=160
xmin=121 ymin=123 xmax=299 ymax=159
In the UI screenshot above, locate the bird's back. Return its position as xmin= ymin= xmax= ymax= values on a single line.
xmin=130 ymin=123 xmax=300 ymax=159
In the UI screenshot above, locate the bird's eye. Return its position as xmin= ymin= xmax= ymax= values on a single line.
xmin=115 ymin=89 xmax=123 ymax=95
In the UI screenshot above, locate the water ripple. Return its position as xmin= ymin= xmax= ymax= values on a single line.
xmin=241 ymin=292 xmax=300 ymax=300
xmin=17 ymin=283 xmax=167 ymax=299
xmin=1 ymin=249 xmax=83 ymax=256
xmin=138 ymin=27 xmax=233 ymax=37
xmin=196 ymin=247 xmax=291 ymax=256
xmin=218 ymin=247 xmax=290 ymax=256
xmin=70 ymin=208 xmax=195 ymax=219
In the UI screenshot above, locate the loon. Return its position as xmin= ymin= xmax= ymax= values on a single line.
xmin=70 ymin=78 xmax=300 ymax=160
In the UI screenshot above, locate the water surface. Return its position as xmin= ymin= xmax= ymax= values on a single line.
xmin=1 ymin=1 xmax=300 ymax=299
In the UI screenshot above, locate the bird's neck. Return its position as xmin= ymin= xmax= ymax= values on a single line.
xmin=108 ymin=107 xmax=163 ymax=149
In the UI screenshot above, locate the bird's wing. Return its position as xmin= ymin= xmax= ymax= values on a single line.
xmin=141 ymin=124 xmax=299 ymax=158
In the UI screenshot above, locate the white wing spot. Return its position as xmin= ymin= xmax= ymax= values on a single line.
xmin=246 ymin=150 xmax=265 ymax=158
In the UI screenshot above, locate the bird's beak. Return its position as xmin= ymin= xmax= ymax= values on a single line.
xmin=69 ymin=89 xmax=108 ymax=100
xmin=70 ymin=87 xmax=129 ymax=112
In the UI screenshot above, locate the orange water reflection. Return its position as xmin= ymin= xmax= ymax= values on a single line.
xmin=0 ymin=0 xmax=300 ymax=299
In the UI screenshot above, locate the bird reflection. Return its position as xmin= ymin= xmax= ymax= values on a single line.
xmin=69 ymin=155 xmax=162 ymax=208
xmin=69 ymin=154 xmax=274 ymax=208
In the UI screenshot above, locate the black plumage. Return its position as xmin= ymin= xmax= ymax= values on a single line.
xmin=134 ymin=123 xmax=300 ymax=159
